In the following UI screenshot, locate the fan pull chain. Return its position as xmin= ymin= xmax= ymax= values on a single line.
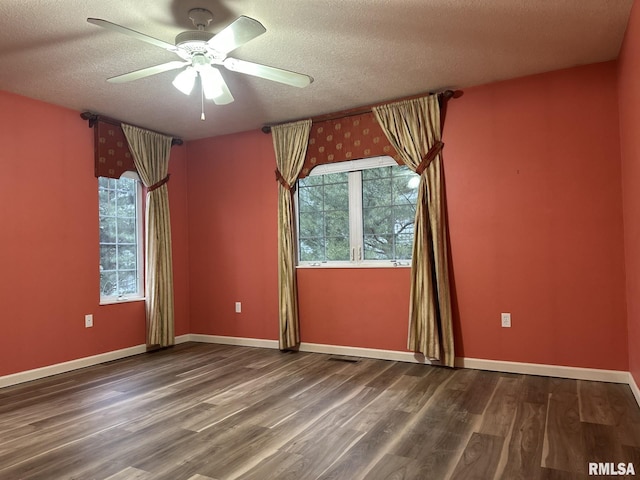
xmin=200 ymin=76 xmax=205 ymax=121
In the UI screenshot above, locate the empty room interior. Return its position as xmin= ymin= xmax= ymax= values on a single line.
xmin=3 ymin=0 xmax=640 ymax=479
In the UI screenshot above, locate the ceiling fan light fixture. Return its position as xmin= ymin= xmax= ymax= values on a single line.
xmin=172 ymin=67 xmax=197 ymax=95
xmin=89 ymin=11 xmax=312 ymax=110
xmin=200 ymin=69 xmax=224 ymax=100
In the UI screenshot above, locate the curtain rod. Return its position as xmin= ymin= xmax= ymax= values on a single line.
xmin=80 ymin=112 xmax=184 ymax=146
xmin=260 ymin=89 xmax=463 ymax=134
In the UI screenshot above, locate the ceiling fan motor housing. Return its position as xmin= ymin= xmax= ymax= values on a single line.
xmin=175 ymin=31 xmax=214 ymax=54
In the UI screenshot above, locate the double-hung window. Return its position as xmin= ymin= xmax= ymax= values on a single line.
xmin=98 ymin=174 xmax=144 ymax=302
xmin=296 ymin=156 xmax=419 ymax=267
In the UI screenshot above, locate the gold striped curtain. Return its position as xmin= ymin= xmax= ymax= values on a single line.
xmin=372 ymin=95 xmax=455 ymax=367
xmin=272 ymin=119 xmax=312 ymax=350
xmin=122 ymin=123 xmax=175 ymax=348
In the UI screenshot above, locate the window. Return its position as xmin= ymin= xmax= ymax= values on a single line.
xmin=98 ymin=174 xmax=143 ymax=302
xmin=296 ymin=156 xmax=419 ymax=266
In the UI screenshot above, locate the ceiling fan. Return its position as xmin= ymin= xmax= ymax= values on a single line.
xmin=87 ymin=8 xmax=313 ymax=119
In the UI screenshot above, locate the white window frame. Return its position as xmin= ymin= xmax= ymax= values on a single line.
xmin=99 ymin=171 xmax=145 ymax=304
xmin=295 ymin=156 xmax=414 ymax=269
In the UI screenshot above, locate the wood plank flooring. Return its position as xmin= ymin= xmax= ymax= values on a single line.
xmin=0 ymin=342 xmax=639 ymax=479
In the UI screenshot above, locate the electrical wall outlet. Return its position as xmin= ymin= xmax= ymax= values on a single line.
xmin=501 ymin=312 xmax=511 ymax=328
xmin=85 ymin=314 xmax=93 ymax=328
xmin=235 ymin=302 xmax=242 ymax=313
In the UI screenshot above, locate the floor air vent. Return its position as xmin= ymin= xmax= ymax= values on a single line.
xmin=328 ymin=356 xmax=360 ymax=363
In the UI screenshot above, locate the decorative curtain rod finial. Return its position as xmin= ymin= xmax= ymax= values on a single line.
xmin=442 ymin=89 xmax=464 ymax=99
xmin=80 ymin=111 xmax=100 ymax=128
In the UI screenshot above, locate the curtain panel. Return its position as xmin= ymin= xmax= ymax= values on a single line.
xmin=272 ymin=119 xmax=312 ymax=350
xmin=122 ymin=123 xmax=175 ymax=348
xmin=373 ymin=95 xmax=455 ymax=367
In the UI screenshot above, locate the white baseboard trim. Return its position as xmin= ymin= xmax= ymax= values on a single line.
xmin=189 ymin=335 xmax=434 ymax=364
xmin=299 ymin=342 xmax=436 ymax=364
xmin=456 ymin=357 xmax=629 ymax=384
xmin=0 ymin=334 xmax=191 ymax=389
xmin=0 ymin=344 xmax=146 ymax=389
xmin=174 ymin=334 xmax=192 ymax=345
xmin=630 ymin=372 xmax=640 ymax=406
xmin=189 ymin=335 xmax=629 ymax=384
xmin=301 ymin=344 xmax=628 ymax=383
xmin=191 ymin=334 xmax=628 ymax=384
xmin=1 ymin=333 xmax=635 ymax=408
xmin=189 ymin=334 xmax=279 ymax=349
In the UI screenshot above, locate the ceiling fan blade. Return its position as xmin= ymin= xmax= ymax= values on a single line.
xmin=201 ymin=67 xmax=234 ymax=105
xmin=107 ymin=61 xmax=189 ymax=83
xmin=222 ymin=58 xmax=313 ymax=88
xmin=87 ymin=18 xmax=178 ymax=52
xmin=207 ymin=16 xmax=266 ymax=55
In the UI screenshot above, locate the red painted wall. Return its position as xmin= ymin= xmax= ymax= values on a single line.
xmin=185 ymin=62 xmax=628 ymax=371
xmin=0 ymin=91 xmax=190 ymax=376
xmin=297 ymin=268 xmax=410 ymax=351
xmin=1 ymin=56 xmax=631 ymax=377
xmin=618 ymin=1 xmax=640 ymax=385
xmin=445 ymin=62 xmax=627 ymax=370
xmin=186 ymin=131 xmax=279 ymax=340
xmin=167 ymin=142 xmax=190 ymax=339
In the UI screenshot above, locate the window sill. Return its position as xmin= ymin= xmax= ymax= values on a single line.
xmin=100 ymin=297 xmax=146 ymax=306
xmin=297 ymin=262 xmax=411 ymax=269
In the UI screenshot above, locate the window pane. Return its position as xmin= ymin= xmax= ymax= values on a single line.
xmin=363 ymin=206 xmax=392 ymax=235
xmin=99 ymin=216 xmax=116 ymax=243
xmin=323 ymin=172 xmax=348 ymax=185
xmin=117 ymin=217 xmax=136 ymax=244
xmin=364 ymin=234 xmax=393 ymax=260
xmin=99 ymin=176 xmax=141 ymax=299
xmin=119 ymin=271 xmax=138 ymax=295
xmin=394 ymin=205 xmax=416 ymax=235
xmin=299 ymin=175 xmax=323 ymax=187
xmin=100 ymin=271 xmax=117 ymax=297
xmin=118 ymin=245 xmax=137 ymax=270
xmin=326 ymin=236 xmax=350 ymax=261
xmin=100 ymin=245 xmax=116 ymax=271
xmin=362 ymin=178 xmax=392 ymax=208
xmin=393 ymin=174 xmax=419 ymax=205
xmin=117 ymin=190 xmax=136 ymax=217
xmin=299 ymin=212 xmax=323 ymax=237
xmin=362 ymin=166 xmax=390 ymax=180
xmin=325 ymin=210 xmax=349 ymax=237
xmin=362 ymin=164 xmax=419 ymax=262
xmin=297 ymin=161 xmax=418 ymax=265
xmin=99 ymin=188 xmax=116 ymax=216
xmin=298 ymin=171 xmax=348 ymax=263
xmin=395 ymin=233 xmax=414 ymax=260
xmin=299 ymin=238 xmax=325 ymax=262
xmin=324 ymin=182 xmax=348 ymax=210
xmin=299 ymin=185 xmax=323 ymax=212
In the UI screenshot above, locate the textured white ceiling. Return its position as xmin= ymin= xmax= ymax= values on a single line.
xmin=0 ymin=0 xmax=633 ymax=140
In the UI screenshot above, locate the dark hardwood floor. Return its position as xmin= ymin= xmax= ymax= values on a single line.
xmin=1 ymin=342 xmax=639 ymax=479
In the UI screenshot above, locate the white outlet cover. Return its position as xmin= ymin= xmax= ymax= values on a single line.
xmin=85 ymin=314 xmax=93 ymax=328
xmin=501 ymin=313 xmax=511 ymax=327
xmin=235 ymin=302 xmax=241 ymax=313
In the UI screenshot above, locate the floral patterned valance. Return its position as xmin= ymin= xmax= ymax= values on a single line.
xmin=300 ymin=111 xmax=401 ymax=178
xmin=93 ymin=120 xmax=136 ymax=179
